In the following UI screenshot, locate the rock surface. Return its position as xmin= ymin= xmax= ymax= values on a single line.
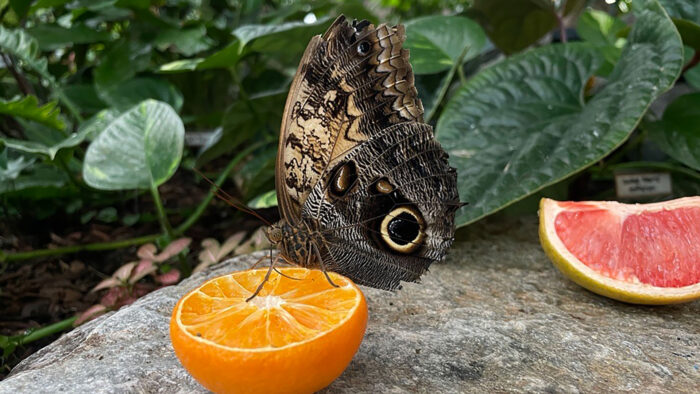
xmin=2 ymin=218 xmax=699 ymax=393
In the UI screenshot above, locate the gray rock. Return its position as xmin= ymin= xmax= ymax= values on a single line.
xmin=2 ymin=218 xmax=698 ymax=393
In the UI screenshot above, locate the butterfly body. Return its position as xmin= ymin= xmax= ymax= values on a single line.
xmin=270 ymin=16 xmax=460 ymax=291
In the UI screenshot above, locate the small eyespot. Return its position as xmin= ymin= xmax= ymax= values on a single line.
xmin=375 ymin=179 xmax=394 ymax=194
xmin=357 ymin=41 xmax=371 ymax=55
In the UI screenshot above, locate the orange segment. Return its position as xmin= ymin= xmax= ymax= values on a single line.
xmin=170 ymin=268 xmax=367 ymax=394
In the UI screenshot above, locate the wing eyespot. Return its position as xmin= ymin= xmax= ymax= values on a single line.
xmin=329 ymin=161 xmax=358 ymax=197
xmin=380 ymin=206 xmax=426 ymax=254
xmin=357 ymin=41 xmax=371 ymax=56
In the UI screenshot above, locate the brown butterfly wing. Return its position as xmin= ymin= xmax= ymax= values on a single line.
xmin=275 ymin=15 xmax=423 ymax=224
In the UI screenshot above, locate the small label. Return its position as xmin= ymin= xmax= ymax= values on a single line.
xmin=614 ymin=172 xmax=672 ymax=199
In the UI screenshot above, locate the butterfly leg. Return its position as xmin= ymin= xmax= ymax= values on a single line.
xmin=246 ymin=251 xmax=278 ymax=302
xmin=311 ymin=242 xmax=339 ymax=288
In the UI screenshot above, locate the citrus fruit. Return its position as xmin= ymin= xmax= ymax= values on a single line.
xmin=170 ymin=268 xmax=368 ymax=394
xmin=539 ymin=197 xmax=700 ymax=305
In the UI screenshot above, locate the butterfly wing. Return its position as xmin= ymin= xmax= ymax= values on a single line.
xmin=304 ymin=122 xmax=459 ymax=290
xmin=276 ymin=15 xmax=423 ymax=225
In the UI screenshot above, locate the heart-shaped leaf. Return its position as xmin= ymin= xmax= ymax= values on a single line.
xmin=648 ymin=93 xmax=700 ymax=171
xmin=83 ymin=100 xmax=184 ymax=190
xmin=437 ymin=0 xmax=682 ymax=227
xmin=404 ymin=15 xmax=486 ymax=75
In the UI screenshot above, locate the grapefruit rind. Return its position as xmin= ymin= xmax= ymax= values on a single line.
xmin=539 ymin=197 xmax=700 ymax=305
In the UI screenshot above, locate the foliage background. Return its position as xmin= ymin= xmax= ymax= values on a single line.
xmin=1 ymin=0 xmax=699 ymax=376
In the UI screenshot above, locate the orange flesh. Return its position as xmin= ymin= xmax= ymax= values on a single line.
xmin=178 ymin=269 xmax=358 ymax=349
xmin=555 ymin=205 xmax=700 ymax=288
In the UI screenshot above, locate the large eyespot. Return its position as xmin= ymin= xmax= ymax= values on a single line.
xmin=380 ymin=206 xmax=426 ymax=254
xmin=329 ymin=161 xmax=357 ymax=197
xmin=357 ymin=41 xmax=371 ymax=55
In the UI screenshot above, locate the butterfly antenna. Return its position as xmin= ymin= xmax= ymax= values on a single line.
xmin=193 ymin=167 xmax=273 ymax=226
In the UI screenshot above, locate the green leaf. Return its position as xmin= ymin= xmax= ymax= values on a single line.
xmin=404 ymin=15 xmax=486 ymax=75
xmin=0 ymin=163 xmax=68 ymax=196
xmin=576 ymin=9 xmax=627 ymax=76
xmin=94 ymin=40 xmax=151 ymax=88
xmin=683 ymin=62 xmax=700 ymax=88
xmin=154 ymin=25 xmax=215 ymax=57
xmin=9 ymin=0 xmax=31 ymax=19
xmin=0 ymin=148 xmax=36 ymax=182
xmin=157 ymin=40 xmax=245 ymax=73
xmin=78 ymin=108 xmax=121 ymax=141
xmin=469 ymin=0 xmax=585 ymax=55
xmin=0 ymin=96 xmax=64 ymax=130
xmin=648 ymin=93 xmax=700 ymax=171
xmin=659 ymin=0 xmax=700 ymax=50
xmin=197 ymin=91 xmax=285 ymax=166
xmin=99 ymin=77 xmax=184 ymax=112
xmin=248 ymin=189 xmax=278 ymax=209
xmin=27 ymin=24 xmax=112 ymax=51
xmin=83 ymin=100 xmax=184 ymax=190
xmin=0 ymin=122 xmax=91 ymax=160
xmin=0 ymin=25 xmax=51 ymax=80
xmin=233 ymin=16 xmax=331 ymax=56
xmin=577 ymin=9 xmax=627 ymax=46
xmin=436 ymin=0 xmax=683 ymax=227
xmin=61 ymin=83 xmax=107 ymax=114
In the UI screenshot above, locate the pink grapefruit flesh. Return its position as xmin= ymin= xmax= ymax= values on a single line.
xmin=539 ymin=197 xmax=700 ymax=304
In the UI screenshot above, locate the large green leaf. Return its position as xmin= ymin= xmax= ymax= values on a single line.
xmin=83 ymin=100 xmax=184 ymax=190
xmin=469 ymin=0 xmax=584 ymax=55
xmin=404 ymin=15 xmax=486 ymax=75
xmin=0 ymin=96 xmax=64 ymax=130
xmin=648 ymin=93 xmax=700 ymax=171
xmin=436 ymin=0 xmax=682 ymax=227
xmin=658 ymin=0 xmax=700 ymax=49
xmin=27 ymin=24 xmax=112 ymax=51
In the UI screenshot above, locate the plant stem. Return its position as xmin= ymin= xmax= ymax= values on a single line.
xmin=426 ymin=45 xmax=470 ymax=123
xmin=1 ymin=53 xmax=34 ymax=96
xmin=19 ymin=316 xmax=77 ymax=345
xmin=174 ymin=142 xmax=263 ymax=235
xmin=150 ymin=185 xmax=174 ymax=240
xmin=1 ymin=234 xmax=160 ymax=263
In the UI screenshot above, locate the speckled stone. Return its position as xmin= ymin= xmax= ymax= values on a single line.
xmin=2 ymin=217 xmax=698 ymax=393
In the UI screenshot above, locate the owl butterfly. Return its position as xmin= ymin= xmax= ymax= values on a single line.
xmin=257 ymin=15 xmax=460 ymax=297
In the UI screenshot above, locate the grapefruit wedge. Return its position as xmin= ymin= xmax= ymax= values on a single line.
xmin=539 ymin=197 xmax=700 ymax=304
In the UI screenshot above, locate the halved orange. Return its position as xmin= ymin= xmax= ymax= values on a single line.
xmin=539 ymin=197 xmax=700 ymax=304
xmin=170 ymin=268 xmax=368 ymax=394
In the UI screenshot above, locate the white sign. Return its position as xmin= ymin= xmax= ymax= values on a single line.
xmin=615 ymin=172 xmax=672 ymax=199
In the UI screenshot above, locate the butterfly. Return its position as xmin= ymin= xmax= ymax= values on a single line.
xmin=253 ymin=15 xmax=460 ymax=297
